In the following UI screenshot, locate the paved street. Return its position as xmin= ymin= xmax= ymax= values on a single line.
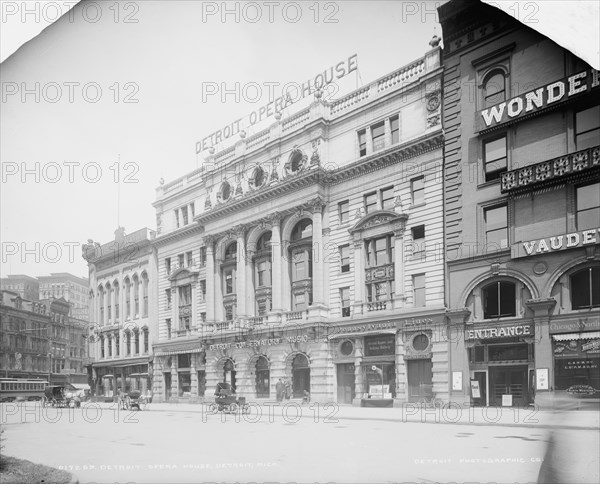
xmin=2 ymin=402 xmax=598 ymax=484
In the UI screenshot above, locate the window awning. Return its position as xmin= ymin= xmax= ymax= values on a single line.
xmin=552 ymin=332 xmax=600 ymax=341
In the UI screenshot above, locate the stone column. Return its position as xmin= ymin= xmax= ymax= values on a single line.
xmin=352 ymin=239 xmax=364 ymax=314
xmin=204 ymin=236 xmax=216 ymax=322
xmin=393 ymin=227 xmax=406 ymax=309
xmin=311 ymin=198 xmax=325 ymax=306
xmin=353 ymin=338 xmax=364 ymax=406
xmin=236 ymin=226 xmax=247 ymax=317
xmin=270 ymin=214 xmax=283 ymax=312
xmin=190 ymin=354 xmax=198 ymax=401
xmin=171 ymin=358 xmax=178 ymax=401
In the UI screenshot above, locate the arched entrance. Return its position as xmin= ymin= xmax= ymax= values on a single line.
xmin=255 ymin=356 xmax=270 ymax=398
xmin=292 ymin=353 xmax=310 ymax=398
xmin=223 ymin=358 xmax=236 ymax=391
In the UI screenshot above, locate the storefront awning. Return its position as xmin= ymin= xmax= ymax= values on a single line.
xmin=328 ymin=329 xmax=396 ymax=340
xmin=154 ymin=348 xmax=204 ymax=356
xmin=92 ymin=356 xmax=150 ymax=368
xmin=553 ymin=332 xmax=600 ymax=341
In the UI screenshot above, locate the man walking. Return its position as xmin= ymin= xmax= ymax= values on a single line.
xmin=276 ymin=378 xmax=284 ymax=402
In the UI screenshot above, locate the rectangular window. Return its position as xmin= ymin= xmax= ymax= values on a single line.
xmin=413 ymin=274 xmax=426 ymax=307
xmin=412 ymin=225 xmax=425 ymax=259
xmin=174 ymin=209 xmax=180 ymax=228
xmin=483 ymin=136 xmax=507 ymax=182
xmin=200 ymin=312 xmax=206 ymax=322
xmin=484 ymin=205 xmax=508 ymax=249
xmin=411 ymin=177 xmax=425 ymax=205
xmin=178 ymin=354 xmax=191 ymax=369
xmin=294 ymin=293 xmax=306 ymax=310
xmin=340 ymin=245 xmax=350 ymax=273
xmin=181 ymin=206 xmax=189 ymax=225
xmin=366 ymin=236 xmax=393 ymax=267
xmin=575 ymin=105 xmax=600 ymax=150
xmin=338 ymin=200 xmax=349 ymax=224
xmin=225 ymin=306 xmax=234 ymax=321
xmin=178 ymin=285 xmax=192 ymax=306
xmin=165 ymin=258 xmax=171 ymax=275
xmin=224 ymin=270 xmax=234 ymax=295
xmin=178 ymin=254 xmax=185 ymax=268
xmin=381 ymin=186 xmax=395 ymax=210
xmin=390 ymin=115 xmax=399 ymax=145
xmin=190 ymin=202 xmax=195 ymax=218
xmin=364 ymin=192 xmax=377 ymax=214
xmin=358 ymin=129 xmax=367 ymax=157
xmin=199 ymin=247 xmax=207 ymax=267
xmin=371 ymin=121 xmax=385 ymax=151
xmin=166 ymin=319 xmax=171 ymax=339
xmin=199 ymin=280 xmax=206 ymax=301
xmin=340 ymin=287 xmax=350 ymax=317
xmin=186 ymin=251 xmax=193 ymax=267
xmin=257 ymin=261 xmax=270 ymax=287
xmin=576 ymin=183 xmax=600 ymax=230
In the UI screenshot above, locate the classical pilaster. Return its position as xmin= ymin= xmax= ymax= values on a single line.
xmin=204 ymin=235 xmax=216 ymax=321
xmin=352 ymin=239 xmax=364 ymax=313
xmin=352 ymin=338 xmax=364 ymax=406
xmin=190 ymin=354 xmax=198 ymax=400
xmin=270 ymin=213 xmax=283 ymax=312
xmin=446 ymin=308 xmax=471 ymax=405
xmin=170 ymin=358 xmax=177 ymax=401
xmin=393 ymin=226 xmax=406 ymax=308
xmin=311 ymin=198 xmax=325 ymax=305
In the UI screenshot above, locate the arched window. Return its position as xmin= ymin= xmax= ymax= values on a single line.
xmin=253 ymin=166 xmax=265 ymax=188
xmin=255 ymin=356 xmax=270 ymax=398
xmin=483 ymin=69 xmax=506 ymax=108
xmin=254 ymin=232 xmax=273 ymax=316
xmin=132 ymin=274 xmax=140 ymax=317
xmin=113 ymin=282 xmax=120 ymax=322
xmin=571 ymin=267 xmax=600 ymax=309
xmin=124 ymin=277 xmax=131 ymax=320
xmin=482 ymin=281 xmax=516 ymax=319
xmin=220 ymin=181 xmax=231 ymax=201
xmin=224 ymin=242 xmax=237 ymax=262
xmin=125 ymin=330 xmax=131 ymax=356
xmin=289 ymin=220 xmax=313 ymax=310
xmin=106 ymin=283 xmax=112 ymax=322
xmin=134 ymin=329 xmax=140 ymax=355
xmin=142 ymin=273 xmax=149 ymax=317
xmin=290 ymin=152 xmax=303 ymax=172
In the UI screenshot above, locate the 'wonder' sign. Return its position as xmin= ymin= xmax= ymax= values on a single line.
xmin=478 ymin=68 xmax=599 ymax=131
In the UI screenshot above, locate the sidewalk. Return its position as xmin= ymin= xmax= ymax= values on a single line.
xmin=85 ymin=400 xmax=600 ymax=430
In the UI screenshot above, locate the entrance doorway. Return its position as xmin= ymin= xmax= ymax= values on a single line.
xmin=223 ymin=359 xmax=236 ymax=390
xmin=255 ymin=356 xmax=270 ymax=398
xmin=164 ymin=372 xmax=171 ymax=400
xmin=292 ymin=354 xmax=310 ymax=398
xmin=490 ymin=365 xmax=528 ymax=406
xmin=337 ymin=363 xmax=355 ymax=404
xmin=407 ymin=359 xmax=433 ymax=402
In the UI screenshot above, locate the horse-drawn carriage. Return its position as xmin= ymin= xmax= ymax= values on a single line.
xmin=214 ymin=382 xmax=250 ymax=414
xmin=119 ymin=390 xmax=148 ymax=411
xmin=42 ymin=385 xmax=81 ymax=408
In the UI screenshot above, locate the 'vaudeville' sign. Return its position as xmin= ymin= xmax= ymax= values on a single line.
xmin=478 ymin=68 xmax=599 ymax=131
xmin=512 ymin=228 xmax=600 ymax=259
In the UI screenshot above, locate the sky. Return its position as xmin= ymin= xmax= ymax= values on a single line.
xmin=1 ymin=0 xmax=598 ymax=280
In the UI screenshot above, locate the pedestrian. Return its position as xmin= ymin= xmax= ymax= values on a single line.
xmin=284 ymin=378 xmax=292 ymax=400
xmin=276 ymin=378 xmax=283 ymax=402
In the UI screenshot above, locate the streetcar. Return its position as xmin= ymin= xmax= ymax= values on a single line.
xmin=0 ymin=378 xmax=48 ymax=402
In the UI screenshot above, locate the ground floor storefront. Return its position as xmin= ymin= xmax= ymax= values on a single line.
xmin=91 ymin=356 xmax=151 ymax=399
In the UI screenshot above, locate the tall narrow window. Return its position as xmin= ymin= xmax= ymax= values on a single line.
xmin=174 ymin=209 xmax=180 ymax=228
xmin=575 ymin=106 xmax=600 ymax=150
xmin=181 ymin=206 xmax=188 ymax=225
xmin=199 ymin=280 xmax=206 ymax=301
xmin=340 ymin=287 xmax=350 ymax=317
xmin=142 ymin=273 xmax=149 ymax=317
xmin=364 ymin=192 xmax=378 ymax=214
xmin=390 ymin=115 xmax=400 ymax=145
xmin=113 ymin=282 xmax=120 ymax=322
xmin=199 ymin=247 xmax=207 ymax=267
xmin=178 ymin=253 xmax=185 ymax=267
xmin=484 ymin=205 xmax=508 ymax=249
xmin=133 ymin=275 xmax=140 ymax=317
xmin=576 ymin=183 xmax=600 ymax=230
xmin=165 ymin=258 xmax=171 ymax=275
xmin=413 ymin=274 xmax=426 ymax=307
xmin=186 ymin=251 xmax=193 ymax=267
xmin=411 ymin=177 xmax=425 ymax=205
xmin=358 ymin=129 xmax=367 ymax=157
xmin=190 ymin=202 xmax=195 ymax=218
xmin=338 ymin=200 xmax=349 ymax=223
xmin=124 ymin=278 xmax=131 ymax=319
xmin=412 ymin=225 xmax=425 ymax=260
xmin=340 ymin=245 xmax=350 ymax=273
xmin=482 ymin=281 xmax=516 ymax=318
xmin=165 ymin=288 xmax=172 ymax=309
xmin=571 ymin=267 xmax=600 ymax=309
xmin=483 ymin=135 xmax=507 ymax=182
xmin=166 ymin=319 xmax=172 ymax=339
xmin=371 ymin=121 xmax=385 ymax=151
xmin=483 ymin=70 xmax=506 ymax=108
xmin=289 ymin=219 xmax=313 ymax=310
xmin=381 ymin=187 xmax=395 ymax=210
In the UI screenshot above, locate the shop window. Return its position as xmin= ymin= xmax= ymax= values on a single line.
xmin=178 ymin=372 xmax=191 ymax=397
xmin=576 ymin=183 xmax=600 ymax=231
xmin=411 ymin=176 xmax=424 ymax=205
xmin=571 ymin=267 xmax=600 ymax=309
xmin=488 ymin=343 xmax=529 ymax=361
xmin=482 ymin=281 xmax=516 ymax=318
xmin=178 ymin=354 xmax=191 ymax=368
xmin=340 ymin=245 xmax=350 ymax=273
xmin=364 ymin=192 xmax=377 ymax=214
xmin=338 ymin=200 xmax=349 ymax=223
xmin=484 ymin=204 xmax=508 ymax=249
xmin=358 ymin=129 xmax=367 ymax=157
xmin=482 ymin=69 xmax=506 ymax=108
xmin=413 ymin=274 xmax=425 ymax=307
xmin=197 ymin=371 xmax=206 ymax=396
xmin=575 ymin=105 xmax=600 ymax=150
xmin=483 ymin=135 xmax=507 ymax=182
xmin=469 ymin=345 xmax=485 ymax=363
xmin=340 ymin=287 xmax=350 ymax=317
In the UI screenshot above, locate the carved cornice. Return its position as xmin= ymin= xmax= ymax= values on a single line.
xmin=151 ymin=223 xmax=204 ymax=248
